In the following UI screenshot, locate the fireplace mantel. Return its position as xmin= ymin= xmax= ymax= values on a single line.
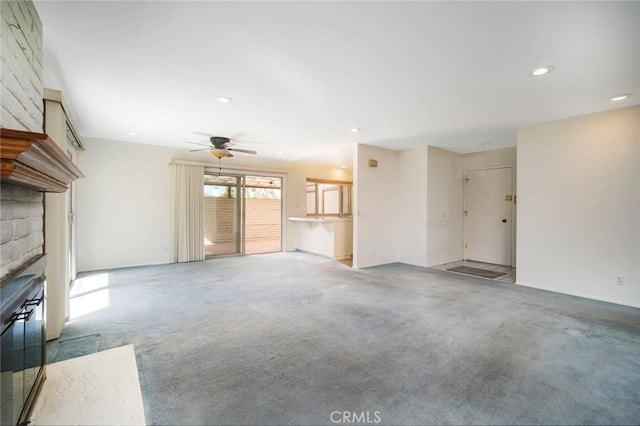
xmin=0 ymin=128 xmax=84 ymax=192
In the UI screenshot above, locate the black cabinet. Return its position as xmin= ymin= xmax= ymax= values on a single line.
xmin=1 ymin=256 xmax=46 ymax=425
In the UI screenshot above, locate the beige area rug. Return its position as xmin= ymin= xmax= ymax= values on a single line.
xmin=30 ymin=344 xmax=146 ymax=426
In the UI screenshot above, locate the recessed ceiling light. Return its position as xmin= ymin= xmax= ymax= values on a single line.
xmin=531 ymin=66 xmax=554 ymax=76
xmin=217 ymin=96 xmax=232 ymax=103
xmin=611 ymin=93 xmax=631 ymax=102
xmin=481 ymin=142 xmax=492 ymax=147
xmin=277 ymin=151 xmax=283 ymax=155
xmin=350 ymin=128 xmax=360 ymax=132
xmin=129 ymin=131 xmax=139 ymax=136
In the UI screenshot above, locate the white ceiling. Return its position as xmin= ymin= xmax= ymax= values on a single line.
xmin=34 ymin=1 xmax=639 ymax=167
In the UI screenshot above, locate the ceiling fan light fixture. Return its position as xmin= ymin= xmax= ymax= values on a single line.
xmin=211 ymin=149 xmax=229 ymax=158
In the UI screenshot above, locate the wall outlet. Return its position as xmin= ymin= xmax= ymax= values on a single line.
xmin=616 ymin=276 xmax=624 ymax=286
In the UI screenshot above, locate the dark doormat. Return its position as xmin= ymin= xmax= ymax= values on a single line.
xmin=447 ymin=265 xmax=506 ymax=279
xmin=48 ymin=333 xmax=101 ymax=363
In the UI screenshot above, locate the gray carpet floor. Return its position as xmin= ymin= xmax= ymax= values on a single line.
xmin=48 ymin=252 xmax=640 ymax=425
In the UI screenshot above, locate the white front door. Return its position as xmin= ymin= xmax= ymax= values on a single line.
xmin=465 ymin=167 xmax=513 ymax=265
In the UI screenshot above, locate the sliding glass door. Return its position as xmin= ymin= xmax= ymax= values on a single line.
xmin=203 ymin=174 xmax=244 ymax=257
xmin=244 ymin=175 xmax=282 ymax=255
xmin=203 ymin=173 xmax=282 ymax=258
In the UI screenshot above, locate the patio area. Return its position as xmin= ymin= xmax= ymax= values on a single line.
xmin=205 ymin=237 xmax=281 ymax=257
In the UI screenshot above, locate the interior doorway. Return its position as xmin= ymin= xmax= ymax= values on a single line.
xmin=464 ymin=167 xmax=514 ymax=266
xmin=203 ymin=174 xmax=282 ymax=258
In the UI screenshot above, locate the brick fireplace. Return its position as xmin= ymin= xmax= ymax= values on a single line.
xmin=1 ymin=0 xmax=46 ymax=281
xmin=1 ymin=2 xmax=84 ymax=423
xmin=1 ymin=185 xmax=44 ymax=281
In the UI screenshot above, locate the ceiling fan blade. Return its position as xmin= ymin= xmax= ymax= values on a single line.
xmin=185 ymin=141 xmax=211 ymax=147
xmin=189 ymin=148 xmax=212 ymax=152
xmin=232 ymin=138 xmax=266 ymax=145
xmin=193 ymin=131 xmax=213 ymax=138
xmin=229 ymin=132 xmax=246 ymax=140
xmin=226 ymin=152 xmax=234 ymax=158
xmin=227 ymin=148 xmax=257 ymax=155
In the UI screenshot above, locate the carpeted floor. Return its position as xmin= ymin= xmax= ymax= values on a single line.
xmin=47 ymin=252 xmax=640 ymax=425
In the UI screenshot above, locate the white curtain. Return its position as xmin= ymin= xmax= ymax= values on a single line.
xmin=170 ymin=164 xmax=204 ymax=262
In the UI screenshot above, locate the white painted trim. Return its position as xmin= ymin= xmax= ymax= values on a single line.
xmin=464 ymin=165 xmax=515 ymax=173
xmin=79 ymin=261 xmax=171 ymax=273
xmin=204 ymin=167 xmax=287 ymax=179
xmin=43 ymin=87 xmax=85 ymax=150
xmin=515 ymin=281 xmax=640 ymax=309
xmin=171 ymin=158 xmax=288 ymax=174
xmin=280 ymin=175 xmax=288 ymax=252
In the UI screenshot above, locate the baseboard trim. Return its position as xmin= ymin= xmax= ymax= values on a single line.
xmin=77 ymin=261 xmax=171 ymax=274
xmin=515 ymin=281 xmax=640 ymax=309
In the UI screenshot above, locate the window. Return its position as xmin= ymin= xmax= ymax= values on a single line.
xmin=306 ymin=179 xmax=352 ymax=217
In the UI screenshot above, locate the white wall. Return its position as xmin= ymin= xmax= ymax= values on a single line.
xmin=517 ymin=105 xmax=640 ymax=307
xmin=354 ymin=144 xmax=515 ymax=269
xmin=427 ymin=146 xmax=464 ymax=266
xmin=354 ymin=144 xmax=398 ymax=268
xmin=462 ymin=147 xmax=517 ymax=171
xmin=75 ymin=138 xmax=349 ymax=271
xmin=423 ymin=146 xmax=516 ymax=267
xmin=76 ymin=139 xmax=175 ymax=270
xmin=397 ymin=146 xmax=428 ymax=267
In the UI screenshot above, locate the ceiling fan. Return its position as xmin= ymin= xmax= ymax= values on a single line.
xmin=186 ymin=136 xmax=257 ymax=158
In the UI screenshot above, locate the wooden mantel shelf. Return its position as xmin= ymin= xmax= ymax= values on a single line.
xmin=0 ymin=128 xmax=84 ymax=192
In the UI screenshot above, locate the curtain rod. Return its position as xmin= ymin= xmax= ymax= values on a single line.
xmin=170 ymin=159 xmax=288 ymax=174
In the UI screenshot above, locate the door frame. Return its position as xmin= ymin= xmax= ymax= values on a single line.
xmin=463 ymin=165 xmax=515 ymax=266
xmin=65 ymin=144 xmax=77 ymax=322
xmin=204 ymin=167 xmax=286 ymax=257
xmin=234 ymin=174 xmax=246 ymax=256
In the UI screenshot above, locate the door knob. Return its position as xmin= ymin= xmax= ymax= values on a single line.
xmin=502 ymin=219 xmax=507 ymax=223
